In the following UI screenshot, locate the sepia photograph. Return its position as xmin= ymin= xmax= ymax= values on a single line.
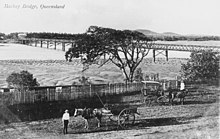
xmin=0 ymin=0 xmax=219 ymax=138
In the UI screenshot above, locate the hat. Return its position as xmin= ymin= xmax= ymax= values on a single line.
xmin=65 ymin=109 xmax=68 ymax=113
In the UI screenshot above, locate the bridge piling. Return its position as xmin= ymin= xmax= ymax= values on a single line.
xmin=54 ymin=41 xmax=57 ymax=49
xmin=153 ymin=49 xmax=156 ymax=62
xmin=35 ymin=40 xmax=37 ymax=47
xmin=166 ymin=50 xmax=168 ymax=61
xmin=40 ymin=41 xmax=43 ymax=48
xmin=47 ymin=41 xmax=49 ymax=49
xmin=54 ymin=42 xmax=56 ymax=50
xmin=153 ymin=49 xmax=169 ymax=62
xmin=62 ymin=43 xmax=65 ymax=51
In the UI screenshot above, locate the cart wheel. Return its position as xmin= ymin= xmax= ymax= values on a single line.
xmin=145 ymin=95 xmax=154 ymax=106
xmin=118 ymin=108 xmax=135 ymax=128
xmin=157 ymin=96 xmax=167 ymax=105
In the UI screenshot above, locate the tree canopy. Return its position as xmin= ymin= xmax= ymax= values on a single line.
xmin=24 ymin=32 xmax=220 ymax=41
xmin=181 ymin=50 xmax=219 ymax=84
xmin=65 ymin=26 xmax=154 ymax=82
xmin=6 ymin=70 xmax=39 ymax=90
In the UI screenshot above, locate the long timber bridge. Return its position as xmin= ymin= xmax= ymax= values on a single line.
xmin=19 ymin=38 xmax=220 ymax=61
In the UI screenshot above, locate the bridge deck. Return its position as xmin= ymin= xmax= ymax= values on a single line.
xmin=19 ymin=38 xmax=220 ymax=52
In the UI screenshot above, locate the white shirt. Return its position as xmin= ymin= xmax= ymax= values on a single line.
xmin=62 ymin=112 xmax=70 ymax=121
xmin=180 ymin=82 xmax=185 ymax=90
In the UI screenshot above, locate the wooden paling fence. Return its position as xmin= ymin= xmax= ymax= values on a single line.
xmin=0 ymin=82 xmax=143 ymax=105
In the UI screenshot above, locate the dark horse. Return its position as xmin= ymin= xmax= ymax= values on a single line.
xmin=168 ymin=88 xmax=189 ymax=105
xmin=74 ymin=108 xmax=111 ymax=129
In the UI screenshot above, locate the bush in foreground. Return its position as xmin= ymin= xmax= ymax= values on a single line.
xmin=6 ymin=70 xmax=39 ymax=90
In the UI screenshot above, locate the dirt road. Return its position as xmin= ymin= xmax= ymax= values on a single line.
xmin=0 ymin=103 xmax=219 ymax=139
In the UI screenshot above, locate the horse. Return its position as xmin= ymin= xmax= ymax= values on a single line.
xmin=74 ymin=108 xmax=111 ymax=129
xmin=168 ymin=88 xmax=189 ymax=105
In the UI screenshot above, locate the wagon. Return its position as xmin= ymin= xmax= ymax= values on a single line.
xmin=96 ymin=81 xmax=166 ymax=128
xmin=101 ymin=81 xmax=164 ymax=128
xmin=102 ymin=104 xmax=139 ymax=129
xmin=141 ymin=81 xmax=165 ymax=106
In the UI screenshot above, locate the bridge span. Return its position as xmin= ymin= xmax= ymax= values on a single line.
xmin=19 ymin=38 xmax=220 ymax=61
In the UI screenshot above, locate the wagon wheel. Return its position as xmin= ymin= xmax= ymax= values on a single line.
xmin=145 ymin=95 xmax=155 ymax=106
xmin=157 ymin=96 xmax=168 ymax=105
xmin=118 ymin=108 xmax=135 ymax=128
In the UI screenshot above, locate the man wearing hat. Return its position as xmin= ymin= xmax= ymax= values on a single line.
xmin=62 ymin=109 xmax=70 ymax=134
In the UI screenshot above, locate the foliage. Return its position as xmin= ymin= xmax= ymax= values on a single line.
xmin=6 ymin=33 xmax=19 ymax=40
xmin=24 ymin=32 xmax=220 ymax=41
xmin=26 ymin=32 xmax=83 ymax=40
xmin=147 ymin=35 xmax=220 ymax=41
xmin=65 ymin=26 xmax=154 ymax=82
xmin=79 ymin=76 xmax=91 ymax=85
xmin=181 ymin=50 xmax=219 ymax=83
xmin=6 ymin=70 xmax=39 ymax=90
xmin=134 ymin=68 xmax=144 ymax=82
xmin=0 ymin=33 xmax=6 ymax=40
xmin=144 ymin=73 xmax=159 ymax=81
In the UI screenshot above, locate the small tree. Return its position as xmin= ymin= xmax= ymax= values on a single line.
xmin=181 ymin=50 xmax=219 ymax=84
xmin=79 ymin=76 xmax=91 ymax=85
xmin=6 ymin=70 xmax=39 ymax=90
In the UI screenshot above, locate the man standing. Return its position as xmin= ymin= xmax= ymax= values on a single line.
xmin=62 ymin=109 xmax=70 ymax=134
xmin=180 ymin=80 xmax=185 ymax=91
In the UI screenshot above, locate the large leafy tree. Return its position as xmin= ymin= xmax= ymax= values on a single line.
xmin=6 ymin=70 xmax=39 ymax=90
xmin=66 ymin=26 xmax=153 ymax=82
xmin=181 ymin=50 xmax=219 ymax=84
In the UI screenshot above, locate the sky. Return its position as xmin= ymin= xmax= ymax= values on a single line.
xmin=0 ymin=0 xmax=220 ymax=36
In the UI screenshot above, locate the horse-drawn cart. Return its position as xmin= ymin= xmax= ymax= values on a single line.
xmin=95 ymin=81 xmax=167 ymax=128
xmin=140 ymin=80 xmax=189 ymax=106
xmin=74 ymin=102 xmax=140 ymax=129
xmin=141 ymin=81 xmax=168 ymax=106
xmin=105 ymin=105 xmax=139 ymax=128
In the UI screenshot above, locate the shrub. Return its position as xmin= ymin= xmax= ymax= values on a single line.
xmin=181 ymin=50 xmax=219 ymax=84
xmin=6 ymin=70 xmax=39 ymax=90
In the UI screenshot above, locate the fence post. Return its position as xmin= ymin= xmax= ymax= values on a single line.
xmin=47 ymin=41 xmax=49 ymax=49
xmin=62 ymin=43 xmax=65 ymax=51
xmin=90 ymin=84 xmax=92 ymax=97
xmin=120 ymin=83 xmax=124 ymax=94
xmin=108 ymin=83 xmax=111 ymax=95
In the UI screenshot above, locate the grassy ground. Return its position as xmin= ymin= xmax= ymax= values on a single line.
xmin=0 ymin=43 xmax=187 ymax=87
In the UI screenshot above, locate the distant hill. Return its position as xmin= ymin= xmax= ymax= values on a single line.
xmin=135 ymin=29 xmax=220 ymax=41
xmin=136 ymin=29 xmax=180 ymax=36
xmin=135 ymin=29 xmax=160 ymax=36
xmin=162 ymin=32 xmax=180 ymax=36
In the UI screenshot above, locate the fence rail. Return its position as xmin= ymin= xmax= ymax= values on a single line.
xmin=0 ymin=82 xmax=143 ymax=105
